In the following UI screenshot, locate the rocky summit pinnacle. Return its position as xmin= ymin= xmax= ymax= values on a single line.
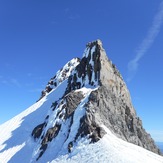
xmin=0 ymin=40 xmax=162 ymax=163
xmin=31 ymin=40 xmax=161 ymax=161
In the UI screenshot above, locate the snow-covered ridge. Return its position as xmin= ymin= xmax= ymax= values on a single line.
xmin=0 ymin=55 xmax=82 ymax=162
xmin=0 ymin=78 xmax=70 ymax=163
xmin=51 ymin=125 xmax=163 ymax=163
xmin=30 ymin=87 xmax=96 ymax=162
xmin=39 ymin=58 xmax=80 ymax=99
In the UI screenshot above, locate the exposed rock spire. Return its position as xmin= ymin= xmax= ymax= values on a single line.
xmin=32 ymin=40 xmax=161 ymax=161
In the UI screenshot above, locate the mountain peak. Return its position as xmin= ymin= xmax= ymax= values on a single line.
xmin=36 ymin=40 xmax=160 ymax=157
xmin=85 ymin=39 xmax=103 ymax=50
xmin=1 ymin=40 xmax=162 ymax=162
xmin=83 ymin=39 xmax=105 ymax=62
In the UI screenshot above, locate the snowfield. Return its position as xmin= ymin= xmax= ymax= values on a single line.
xmin=51 ymin=126 xmax=163 ymax=163
xmin=0 ymin=80 xmax=69 ymax=163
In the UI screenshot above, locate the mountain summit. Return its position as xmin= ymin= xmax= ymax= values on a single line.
xmin=0 ymin=40 xmax=162 ymax=163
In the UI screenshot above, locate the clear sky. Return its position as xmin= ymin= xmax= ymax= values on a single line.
xmin=0 ymin=0 xmax=163 ymax=142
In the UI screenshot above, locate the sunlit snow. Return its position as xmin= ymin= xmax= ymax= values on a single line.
xmin=50 ymin=126 xmax=163 ymax=163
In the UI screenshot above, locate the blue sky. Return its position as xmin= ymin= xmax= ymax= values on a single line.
xmin=0 ymin=0 xmax=163 ymax=142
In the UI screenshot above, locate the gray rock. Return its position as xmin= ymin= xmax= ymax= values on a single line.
xmin=66 ymin=40 xmax=160 ymax=154
xmin=65 ymin=91 xmax=84 ymax=119
xmin=86 ymin=86 xmax=160 ymax=154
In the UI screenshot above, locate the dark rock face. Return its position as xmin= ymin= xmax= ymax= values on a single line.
xmin=42 ymin=124 xmax=61 ymax=145
xmin=75 ymin=114 xmax=106 ymax=143
xmin=38 ymin=58 xmax=80 ymax=101
xmin=32 ymin=123 xmax=45 ymax=139
xmin=31 ymin=39 xmax=161 ymax=160
xmin=35 ymin=123 xmax=62 ymax=160
xmin=65 ymin=40 xmax=102 ymax=95
xmin=65 ymin=91 xmax=84 ymax=118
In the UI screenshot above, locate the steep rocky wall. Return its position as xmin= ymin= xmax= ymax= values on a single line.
xmin=86 ymin=86 xmax=161 ymax=155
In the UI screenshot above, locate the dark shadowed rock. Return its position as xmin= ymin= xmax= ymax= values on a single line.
xmin=41 ymin=123 xmax=61 ymax=145
xmin=75 ymin=113 xmax=106 ymax=143
xmin=32 ymin=123 xmax=45 ymax=139
xmin=65 ymin=91 xmax=84 ymax=118
xmin=36 ymin=123 xmax=61 ymax=160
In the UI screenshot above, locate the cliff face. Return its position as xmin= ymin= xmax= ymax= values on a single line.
xmin=65 ymin=39 xmax=159 ymax=153
xmin=32 ymin=40 xmax=161 ymax=161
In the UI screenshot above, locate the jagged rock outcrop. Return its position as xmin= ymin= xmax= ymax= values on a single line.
xmin=38 ymin=58 xmax=80 ymax=100
xmin=32 ymin=40 xmax=161 ymax=161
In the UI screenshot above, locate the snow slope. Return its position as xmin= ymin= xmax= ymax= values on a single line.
xmin=1 ymin=85 xmax=163 ymax=163
xmin=50 ymin=126 xmax=163 ymax=163
xmin=1 ymin=92 xmax=163 ymax=163
xmin=0 ymin=80 xmax=69 ymax=163
xmin=0 ymin=59 xmax=79 ymax=163
xmin=30 ymin=87 xmax=95 ymax=163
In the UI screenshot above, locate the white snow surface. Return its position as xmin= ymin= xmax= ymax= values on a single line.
xmin=0 ymin=79 xmax=69 ymax=163
xmin=50 ymin=126 xmax=163 ymax=163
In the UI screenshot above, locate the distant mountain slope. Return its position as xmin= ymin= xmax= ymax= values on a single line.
xmin=0 ymin=40 xmax=162 ymax=163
